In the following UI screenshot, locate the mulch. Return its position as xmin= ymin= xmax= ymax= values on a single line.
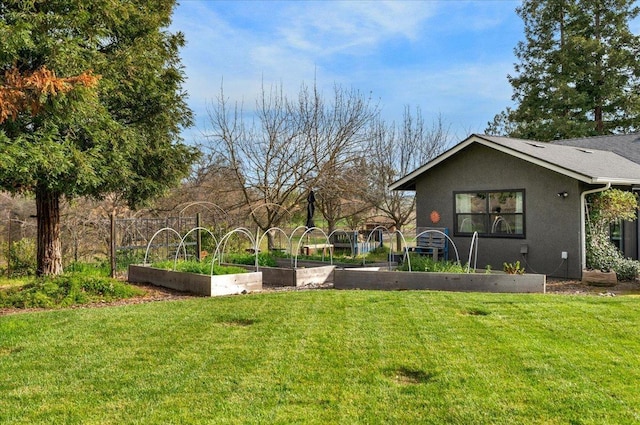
xmin=1 ymin=279 xmax=638 ymax=317
xmin=545 ymin=278 xmax=640 ymax=296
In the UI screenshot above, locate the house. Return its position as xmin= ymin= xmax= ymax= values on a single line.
xmin=552 ymin=134 xmax=640 ymax=261
xmin=389 ymin=134 xmax=640 ymax=279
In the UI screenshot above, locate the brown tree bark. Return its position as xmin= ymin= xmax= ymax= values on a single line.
xmin=36 ymin=185 xmax=63 ymax=276
xmin=595 ymin=105 xmax=604 ymax=134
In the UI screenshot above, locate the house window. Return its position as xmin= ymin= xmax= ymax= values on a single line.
xmin=454 ymin=190 xmax=525 ymax=237
xmin=610 ymin=220 xmax=623 ymax=252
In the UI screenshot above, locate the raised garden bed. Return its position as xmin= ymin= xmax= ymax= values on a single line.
xmin=333 ymin=268 xmax=546 ymax=293
xmin=230 ymin=263 xmax=335 ymax=287
xmin=273 ymin=258 xmax=396 ymax=270
xmin=128 ymin=264 xmax=262 ymax=296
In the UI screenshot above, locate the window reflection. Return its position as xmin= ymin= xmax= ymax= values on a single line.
xmin=454 ymin=190 xmax=524 ymax=237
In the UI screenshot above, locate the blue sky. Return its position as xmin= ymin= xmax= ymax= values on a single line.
xmin=171 ymin=0 xmax=526 ymax=144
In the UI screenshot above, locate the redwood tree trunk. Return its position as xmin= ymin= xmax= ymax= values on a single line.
xmin=595 ymin=105 xmax=604 ymax=134
xmin=36 ymin=185 xmax=63 ymax=276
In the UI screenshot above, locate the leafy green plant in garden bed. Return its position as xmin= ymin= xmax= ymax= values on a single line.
xmin=503 ymin=261 xmax=525 ymax=275
xmin=223 ymin=252 xmax=277 ymax=267
xmin=226 ymin=245 xmax=392 ymax=265
xmin=292 ymin=246 xmax=392 ymax=264
xmin=396 ymin=254 xmax=467 ymax=273
xmin=300 ymin=253 xmax=356 ymax=263
xmin=358 ymin=245 xmax=390 ymax=262
xmin=151 ymin=259 xmax=247 ymax=276
xmin=0 ymin=273 xmax=144 ymax=309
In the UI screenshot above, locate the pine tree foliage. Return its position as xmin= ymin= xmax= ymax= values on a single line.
xmin=487 ymin=0 xmax=640 ymax=141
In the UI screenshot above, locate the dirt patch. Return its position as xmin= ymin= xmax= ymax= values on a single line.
xmin=546 ymin=278 xmax=640 ymax=296
xmin=386 ymin=367 xmax=436 ymax=385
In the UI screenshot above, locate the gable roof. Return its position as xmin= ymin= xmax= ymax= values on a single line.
xmin=390 ymin=134 xmax=640 ymax=191
xmin=550 ymin=133 xmax=640 ymax=165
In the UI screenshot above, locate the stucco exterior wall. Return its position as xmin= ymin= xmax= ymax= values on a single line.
xmin=414 ymin=144 xmax=583 ymax=278
xmin=623 ymin=220 xmax=638 ymax=259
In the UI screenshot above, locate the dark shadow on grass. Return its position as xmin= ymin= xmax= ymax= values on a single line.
xmin=461 ymin=307 xmax=491 ymax=316
xmin=385 ymin=366 xmax=436 ymax=385
xmin=216 ymin=317 xmax=258 ymax=327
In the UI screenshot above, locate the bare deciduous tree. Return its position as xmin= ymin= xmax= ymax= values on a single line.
xmin=206 ymin=81 xmax=377 ymax=248
xmin=207 ymin=83 xmax=308 ymax=248
xmin=296 ymin=82 xmax=378 ymax=234
xmin=315 ymin=158 xmax=372 ymax=234
xmin=365 ymin=108 xmax=451 ymax=246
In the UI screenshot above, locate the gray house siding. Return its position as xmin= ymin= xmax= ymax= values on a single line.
xmin=625 ymin=221 xmax=639 ymax=259
xmin=414 ymin=144 xmax=583 ymax=278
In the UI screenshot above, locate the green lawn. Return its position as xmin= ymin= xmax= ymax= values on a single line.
xmin=1 ymin=290 xmax=640 ymax=424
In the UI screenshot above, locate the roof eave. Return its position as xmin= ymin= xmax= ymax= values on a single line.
xmin=388 ymin=134 xmax=640 ymax=191
xmin=388 ymin=179 xmax=416 ymax=191
xmin=590 ymin=177 xmax=640 ymax=185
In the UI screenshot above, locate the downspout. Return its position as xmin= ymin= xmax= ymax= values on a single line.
xmin=580 ymin=183 xmax=611 ymax=272
xmin=634 ymin=188 xmax=640 ymax=260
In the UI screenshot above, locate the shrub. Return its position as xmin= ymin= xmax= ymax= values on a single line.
xmin=0 ymin=273 xmax=144 ymax=309
xmin=586 ymin=189 xmax=640 ymax=281
xmin=586 ymin=232 xmax=640 ymax=281
xmin=6 ymin=238 xmax=37 ymax=277
xmin=115 ymin=249 xmax=146 ymax=271
xmin=613 ymin=258 xmax=640 ymax=281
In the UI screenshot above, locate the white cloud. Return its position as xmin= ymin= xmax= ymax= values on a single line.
xmin=276 ymin=1 xmax=438 ymax=56
xmin=171 ymin=0 xmax=523 ymax=143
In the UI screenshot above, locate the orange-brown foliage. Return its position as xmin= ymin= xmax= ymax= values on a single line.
xmin=0 ymin=66 xmax=100 ymax=123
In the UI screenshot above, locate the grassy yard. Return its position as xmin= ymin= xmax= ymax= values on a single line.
xmin=1 ymin=290 xmax=640 ymax=424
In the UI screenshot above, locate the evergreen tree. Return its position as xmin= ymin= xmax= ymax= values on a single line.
xmin=0 ymin=1 xmax=198 ymax=275
xmin=487 ymin=0 xmax=640 ymax=141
